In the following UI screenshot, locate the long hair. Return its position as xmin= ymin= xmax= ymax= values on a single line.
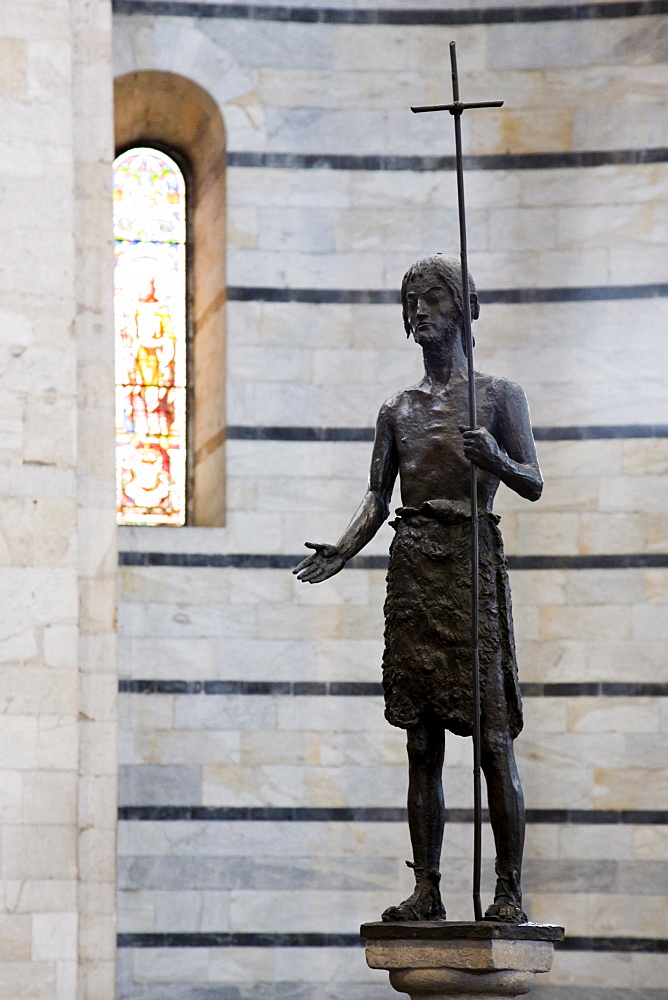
xmin=401 ymin=254 xmax=479 ymax=352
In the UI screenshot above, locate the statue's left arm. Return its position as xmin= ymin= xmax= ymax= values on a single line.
xmin=461 ymin=379 xmax=543 ymax=502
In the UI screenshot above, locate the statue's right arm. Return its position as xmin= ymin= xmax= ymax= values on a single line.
xmin=335 ymin=402 xmax=399 ymax=561
xmin=293 ymin=403 xmax=399 ymax=583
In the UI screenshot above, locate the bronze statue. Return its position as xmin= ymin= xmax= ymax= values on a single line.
xmin=294 ymin=254 xmax=542 ymax=924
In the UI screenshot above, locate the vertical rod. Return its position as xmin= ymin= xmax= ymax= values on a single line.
xmin=450 ymin=39 xmax=483 ymax=923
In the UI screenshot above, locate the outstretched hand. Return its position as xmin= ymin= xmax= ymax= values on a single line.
xmin=293 ymin=542 xmax=346 ymax=584
xmin=460 ymin=425 xmax=501 ymax=473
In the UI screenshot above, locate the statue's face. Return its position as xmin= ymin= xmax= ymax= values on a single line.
xmin=404 ymin=276 xmax=459 ymax=345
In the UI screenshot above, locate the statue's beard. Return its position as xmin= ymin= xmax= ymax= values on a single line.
xmin=413 ymin=315 xmax=462 ymax=347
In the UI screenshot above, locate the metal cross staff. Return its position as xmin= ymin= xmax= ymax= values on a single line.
xmin=411 ymin=40 xmax=503 ymax=923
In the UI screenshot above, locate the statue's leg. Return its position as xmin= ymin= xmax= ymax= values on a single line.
xmin=381 ymin=717 xmax=447 ymax=922
xmin=480 ymin=660 xmax=527 ymax=923
xmin=407 ymin=718 xmax=446 ymax=870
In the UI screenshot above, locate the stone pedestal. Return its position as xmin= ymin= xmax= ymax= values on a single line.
xmin=361 ymin=921 xmax=564 ymax=1000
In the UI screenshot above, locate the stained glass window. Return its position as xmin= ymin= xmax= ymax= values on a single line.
xmin=113 ymin=147 xmax=187 ymax=525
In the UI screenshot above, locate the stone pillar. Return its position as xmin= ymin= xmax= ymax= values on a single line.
xmin=361 ymin=922 xmax=564 ymax=1000
xmin=71 ymin=0 xmax=118 ymax=995
xmin=0 ymin=0 xmax=116 ymax=997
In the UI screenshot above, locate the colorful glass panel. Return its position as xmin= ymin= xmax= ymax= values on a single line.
xmin=113 ymin=147 xmax=187 ymax=525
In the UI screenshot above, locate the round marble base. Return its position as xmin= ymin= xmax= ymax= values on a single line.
xmin=361 ymin=921 xmax=564 ymax=1000
xmin=390 ymin=965 xmax=535 ymax=999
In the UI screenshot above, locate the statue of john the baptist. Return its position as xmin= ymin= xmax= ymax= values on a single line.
xmin=294 ymin=254 xmax=543 ymax=924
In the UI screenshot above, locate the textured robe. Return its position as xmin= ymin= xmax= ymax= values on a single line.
xmin=382 ymin=503 xmax=523 ymax=739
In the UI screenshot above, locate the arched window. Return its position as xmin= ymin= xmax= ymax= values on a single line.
xmin=114 ymin=71 xmax=227 ymax=526
xmin=113 ymin=146 xmax=188 ymax=525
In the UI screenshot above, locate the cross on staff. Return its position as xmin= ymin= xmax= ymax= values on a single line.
xmin=411 ymin=40 xmax=504 ymax=924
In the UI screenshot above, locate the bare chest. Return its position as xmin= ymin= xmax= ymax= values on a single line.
xmin=394 ymin=382 xmax=498 ymax=465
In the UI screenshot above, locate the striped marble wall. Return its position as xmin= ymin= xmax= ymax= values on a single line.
xmin=113 ymin=1 xmax=668 ymax=997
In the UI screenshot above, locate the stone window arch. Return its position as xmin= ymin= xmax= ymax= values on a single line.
xmin=114 ymin=71 xmax=227 ymax=526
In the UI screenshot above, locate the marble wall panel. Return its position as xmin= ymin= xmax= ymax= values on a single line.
xmin=116 ymin=11 xmax=668 ymax=154
xmin=223 ymin=302 xmax=668 ymax=427
xmin=132 ymin=946 xmax=211 ymax=983
xmin=228 ymin=160 xmax=668 ymax=217
xmin=118 ymin=677 xmax=665 ymax=810
xmin=117 ymin=817 xmax=662 ymax=867
xmin=114 ymin=5 xmax=668 ymax=999
xmin=120 ymin=729 xmax=241 ymax=767
xmin=120 ymin=566 xmax=233 ymax=604
xmin=173 ymin=695 xmax=278 ymax=731
xmin=121 ymin=600 xmax=258 ymax=641
xmin=225 ymin=341 xmax=665 ymax=413
xmin=228 ymin=242 xmax=668 ymax=292
xmin=526 ymin=638 xmax=668 ymax=684
xmin=121 ymin=457 xmax=668 ymax=564
xmin=225 ymin=376 xmax=668 ymax=430
xmin=634 ymin=828 xmax=668 ymax=863
xmin=116 ymin=881 xmax=663 ymax=936
xmin=119 ymin=764 xmax=203 ymax=806
xmin=488 ymin=18 xmax=667 ymax=73
xmin=225 ymin=296 xmax=668 ymax=377
xmin=117 ymin=562 xmax=668 ymax=702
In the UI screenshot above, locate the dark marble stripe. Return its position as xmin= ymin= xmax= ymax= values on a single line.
xmin=601 ymin=682 xmax=668 ymax=696
xmin=117 ymin=931 xmax=363 ymax=948
xmin=120 ymin=552 xmax=299 ymax=569
xmin=119 ymin=679 xmax=208 ymax=694
xmin=228 ymin=283 xmax=668 ymax=304
xmin=226 ymin=424 xmax=668 ymax=442
xmin=508 ymin=554 xmax=668 ymax=569
xmin=118 ymin=806 xmax=408 ymax=822
xmin=229 ymin=286 xmax=398 ymax=303
xmin=227 ymin=426 xmax=376 ymax=441
xmin=116 ymin=930 xmax=667 ymax=951
xmin=524 ymin=682 xmax=668 ymax=698
xmin=118 ymin=551 xmax=387 ymax=569
xmin=480 ymin=283 xmax=668 ymax=303
xmin=530 ymin=992 xmax=667 ymax=1000
xmin=227 ymin=148 xmax=668 ymax=172
xmin=118 ymin=551 xmax=668 ymax=570
xmin=119 ymin=679 xmax=668 ymax=697
xmin=118 ymin=806 xmax=668 ymax=824
xmin=526 ymin=810 xmax=668 ymax=825
xmin=558 ymin=937 xmax=668 ymax=953
xmin=113 ymin=0 xmax=668 ymax=27
xmin=532 ymin=424 xmax=668 ymax=440
xmin=118 ymin=680 xmax=383 ymax=695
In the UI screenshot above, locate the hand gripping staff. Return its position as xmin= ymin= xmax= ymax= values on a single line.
xmin=411 ymin=41 xmax=503 ymax=922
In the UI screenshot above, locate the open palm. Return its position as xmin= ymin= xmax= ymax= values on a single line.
xmin=293 ymin=542 xmax=346 ymax=584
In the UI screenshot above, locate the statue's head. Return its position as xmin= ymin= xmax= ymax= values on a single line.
xmin=401 ymin=254 xmax=479 ymax=343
